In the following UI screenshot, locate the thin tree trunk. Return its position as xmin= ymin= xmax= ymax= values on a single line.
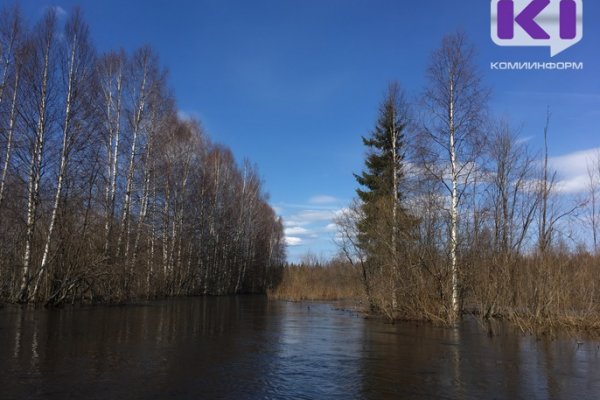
xmin=131 ymin=142 xmax=152 ymax=274
xmin=19 ymin=22 xmax=53 ymax=302
xmin=117 ymin=65 xmax=147 ymax=260
xmin=162 ymin=180 xmax=171 ymax=286
xmin=391 ymin=108 xmax=399 ymax=309
xmin=0 ymin=67 xmax=20 ymax=209
xmin=147 ymin=170 xmax=157 ymax=297
xmin=539 ymin=112 xmax=551 ymax=253
xmin=449 ymin=78 xmax=460 ymax=322
xmin=0 ymin=14 xmax=17 ymax=107
xmin=103 ymin=63 xmax=123 ymax=258
xmin=32 ymin=33 xmax=78 ymax=302
xmin=593 ymin=160 xmax=600 ymax=253
xmin=591 ymin=175 xmax=598 ymax=253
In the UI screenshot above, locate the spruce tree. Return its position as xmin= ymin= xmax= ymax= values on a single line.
xmin=354 ymin=83 xmax=408 ymax=251
xmin=354 ymin=82 xmax=410 ymax=311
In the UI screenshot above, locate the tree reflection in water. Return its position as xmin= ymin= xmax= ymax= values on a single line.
xmin=0 ymin=298 xmax=598 ymax=399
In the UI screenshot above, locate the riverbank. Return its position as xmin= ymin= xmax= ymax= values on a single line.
xmin=269 ymin=258 xmax=600 ymax=339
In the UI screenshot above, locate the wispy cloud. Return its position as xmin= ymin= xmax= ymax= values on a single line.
xmin=277 ymin=196 xmax=349 ymax=260
xmin=56 ymin=6 xmax=67 ymax=16
xmin=272 ymin=206 xmax=283 ymax=215
xmin=46 ymin=5 xmax=67 ymax=18
xmin=285 ymin=237 xmax=303 ymax=247
xmin=516 ymin=135 xmax=534 ymax=144
xmin=555 ymin=175 xmax=589 ymax=194
xmin=550 ymin=147 xmax=600 ymax=194
xmin=308 ymin=195 xmax=338 ymax=205
xmin=177 ymin=109 xmax=200 ymax=122
xmin=285 ymin=227 xmax=310 ymax=236
xmin=324 ymin=223 xmax=338 ymax=232
xmin=284 ymin=209 xmax=338 ymax=227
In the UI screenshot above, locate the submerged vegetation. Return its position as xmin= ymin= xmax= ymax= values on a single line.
xmin=0 ymin=6 xmax=285 ymax=305
xmin=267 ymin=257 xmax=363 ymax=302
xmin=273 ymin=251 xmax=600 ymax=335
xmin=0 ymin=3 xmax=597 ymax=339
xmin=273 ymin=32 xmax=600 ymax=335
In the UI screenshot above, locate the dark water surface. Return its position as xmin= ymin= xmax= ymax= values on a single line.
xmin=0 ymin=297 xmax=599 ymax=399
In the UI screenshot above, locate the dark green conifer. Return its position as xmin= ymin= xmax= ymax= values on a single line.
xmin=354 ymin=82 xmax=408 ymax=252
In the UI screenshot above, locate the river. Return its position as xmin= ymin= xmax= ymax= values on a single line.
xmin=0 ymin=297 xmax=598 ymax=399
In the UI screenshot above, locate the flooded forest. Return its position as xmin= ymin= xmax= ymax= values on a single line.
xmin=0 ymin=7 xmax=286 ymax=305
xmin=1 ymin=3 xmax=600 ymax=399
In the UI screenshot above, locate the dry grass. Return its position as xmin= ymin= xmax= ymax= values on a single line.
xmin=267 ymin=260 xmax=364 ymax=302
xmin=270 ymin=250 xmax=600 ymax=337
xmin=267 ymin=244 xmax=600 ymax=339
xmin=464 ymin=250 xmax=600 ymax=336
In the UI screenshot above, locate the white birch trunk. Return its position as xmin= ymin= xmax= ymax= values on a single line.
xmin=169 ymin=218 xmax=176 ymax=294
xmin=117 ymin=64 xmax=147 ymax=260
xmin=173 ymin=153 xmax=191 ymax=292
xmin=147 ymin=179 xmax=156 ymax=297
xmin=391 ymin=109 xmax=399 ymax=310
xmin=162 ymin=181 xmax=171 ymax=280
xmin=104 ymin=106 xmax=113 ymax=250
xmin=131 ymin=141 xmax=153 ymax=274
xmin=449 ymin=79 xmax=460 ymax=321
xmin=32 ymin=32 xmax=79 ymax=302
xmin=19 ymin=26 xmax=53 ymax=301
xmin=234 ymin=170 xmax=249 ymax=293
xmin=103 ymin=63 xmax=123 ymax=257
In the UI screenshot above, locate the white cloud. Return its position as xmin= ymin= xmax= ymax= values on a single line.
xmin=271 ymin=206 xmax=283 ymax=215
xmin=550 ymin=147 xmax=600 ymax=194
xmin=325 ymin=223 xmax=338 ymax=232
xmin=516 ymin=136 xmax=534 ymax=144
xmin=555 ymin=176 xmax=589 ymax=194
xmin=52 ymin=6 xmax=67 ymax=18
xmin=285 ymin=227 xmax=310 ymax=236
xmin=334 ymin=207 xmax=351 ymax=218
xmin=309 ymin=195 xmax=338 ymax=205
xmin=284 ymin=209 xmax=338 ymax=227
xmin=550 ymin=148 xmax=599 ymax=176
xmin=299 ymin=210 xmax=337 ymax=221
xmin=278 ymin=205 xmax=351 ymax=256
xmin=285 ymin=236 xmax=303 ymax=246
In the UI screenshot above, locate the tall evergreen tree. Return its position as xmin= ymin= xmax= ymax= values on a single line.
xmin=355 ymin=82 xmax=408 ymax=245
xmin=354 ymin=82 xmax=411 ymax=310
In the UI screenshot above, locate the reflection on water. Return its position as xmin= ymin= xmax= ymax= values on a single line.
xmin=0 ymin=297 xmax=599 ymax=399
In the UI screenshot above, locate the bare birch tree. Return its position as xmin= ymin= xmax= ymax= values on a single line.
xmin=486 ymin=119 xmax=539 ymax=257
xmin=32 ymin=9 xmax=95 ymax=301
xmin=0 ymin=6 xmax=24 ymax=210
xmin=421 ymin=32 xmax=488 ymax=322
xmin=586 ymin=152 xmax=600 ymax=253
xmin=18 ymin=10 xmax=57 ymax=301
xmin=0 ymin=5 xmax=284 ymax=304
xmin=117 ymin=47 xmax=160 ymax=261
xmin=537 ymin=111 xmax=581 ymax=254
xmin=98 ymin=51 xmax=125 ymax=259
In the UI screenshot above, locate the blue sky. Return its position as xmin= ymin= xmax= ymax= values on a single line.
xmin=16 ymin=0 xmax=600 ymax=262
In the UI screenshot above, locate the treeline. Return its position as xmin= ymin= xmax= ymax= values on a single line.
xmin=335 ymin=32 xmax=600 ymax=329
xmin=0 ymin=6 xmax=285 ymax=305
